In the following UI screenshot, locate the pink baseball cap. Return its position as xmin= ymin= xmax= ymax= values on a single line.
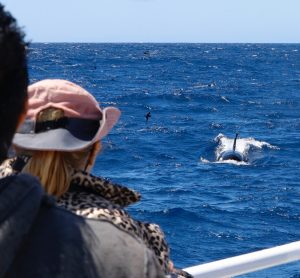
xmin=13 ymin=79 xmax=121 ymax=151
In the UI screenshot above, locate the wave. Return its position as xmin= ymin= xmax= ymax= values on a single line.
xmin=215 ymin=133 xmax=279 ymax=152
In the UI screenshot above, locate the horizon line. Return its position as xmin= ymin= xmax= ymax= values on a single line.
xmin=30 ymin=41 xmax=300 ymax=44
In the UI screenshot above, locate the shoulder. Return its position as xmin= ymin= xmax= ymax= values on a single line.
xmin=17 ymin=200 xmax=165 ymax=278
xmin=3 ymin=175 xmax=164 ymax=277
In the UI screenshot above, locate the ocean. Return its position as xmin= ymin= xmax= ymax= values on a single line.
xmin=28 ymin=43 xmax=300 ymax=277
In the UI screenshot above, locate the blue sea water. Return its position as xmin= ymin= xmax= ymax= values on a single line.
xmin=29 ymin=43 xmax=300 ymax=277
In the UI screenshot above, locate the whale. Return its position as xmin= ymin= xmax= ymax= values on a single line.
xmin=218 ymin=149 xmax=245 ymax=162
xmin=217 ymin=133 xmax=246 ymax=162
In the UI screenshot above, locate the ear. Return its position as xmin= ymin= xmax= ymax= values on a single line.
xmin=85 ymin=142 xmax=101 ymax=172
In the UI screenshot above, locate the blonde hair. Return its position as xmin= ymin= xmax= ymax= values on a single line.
xmin=18 ymin=107 xmax=101 ymax=197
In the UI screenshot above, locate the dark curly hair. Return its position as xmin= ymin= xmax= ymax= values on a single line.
xmin=0 ymin=4 xmax=28 ymax=163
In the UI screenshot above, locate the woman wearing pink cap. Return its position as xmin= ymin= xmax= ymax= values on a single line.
xmin=0 ymin=79 xmax=192 ymax=278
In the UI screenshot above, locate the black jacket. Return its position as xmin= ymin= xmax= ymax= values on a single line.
xmin=0 ymin=173 xmax=164 ymax=278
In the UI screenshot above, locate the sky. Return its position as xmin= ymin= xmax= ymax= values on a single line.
xmin=1 ymin=0 xmax=300 ymax=43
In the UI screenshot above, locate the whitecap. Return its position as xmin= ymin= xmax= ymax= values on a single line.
xmin=221 ymin=96 xmax=230 ymax=103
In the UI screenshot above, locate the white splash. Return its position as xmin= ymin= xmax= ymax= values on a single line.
xmin=212 ymin=133 xmax=279 ymax=164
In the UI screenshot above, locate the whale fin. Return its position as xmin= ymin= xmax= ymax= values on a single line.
xmin=233 ymin=133 xmax=239 ymax=151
